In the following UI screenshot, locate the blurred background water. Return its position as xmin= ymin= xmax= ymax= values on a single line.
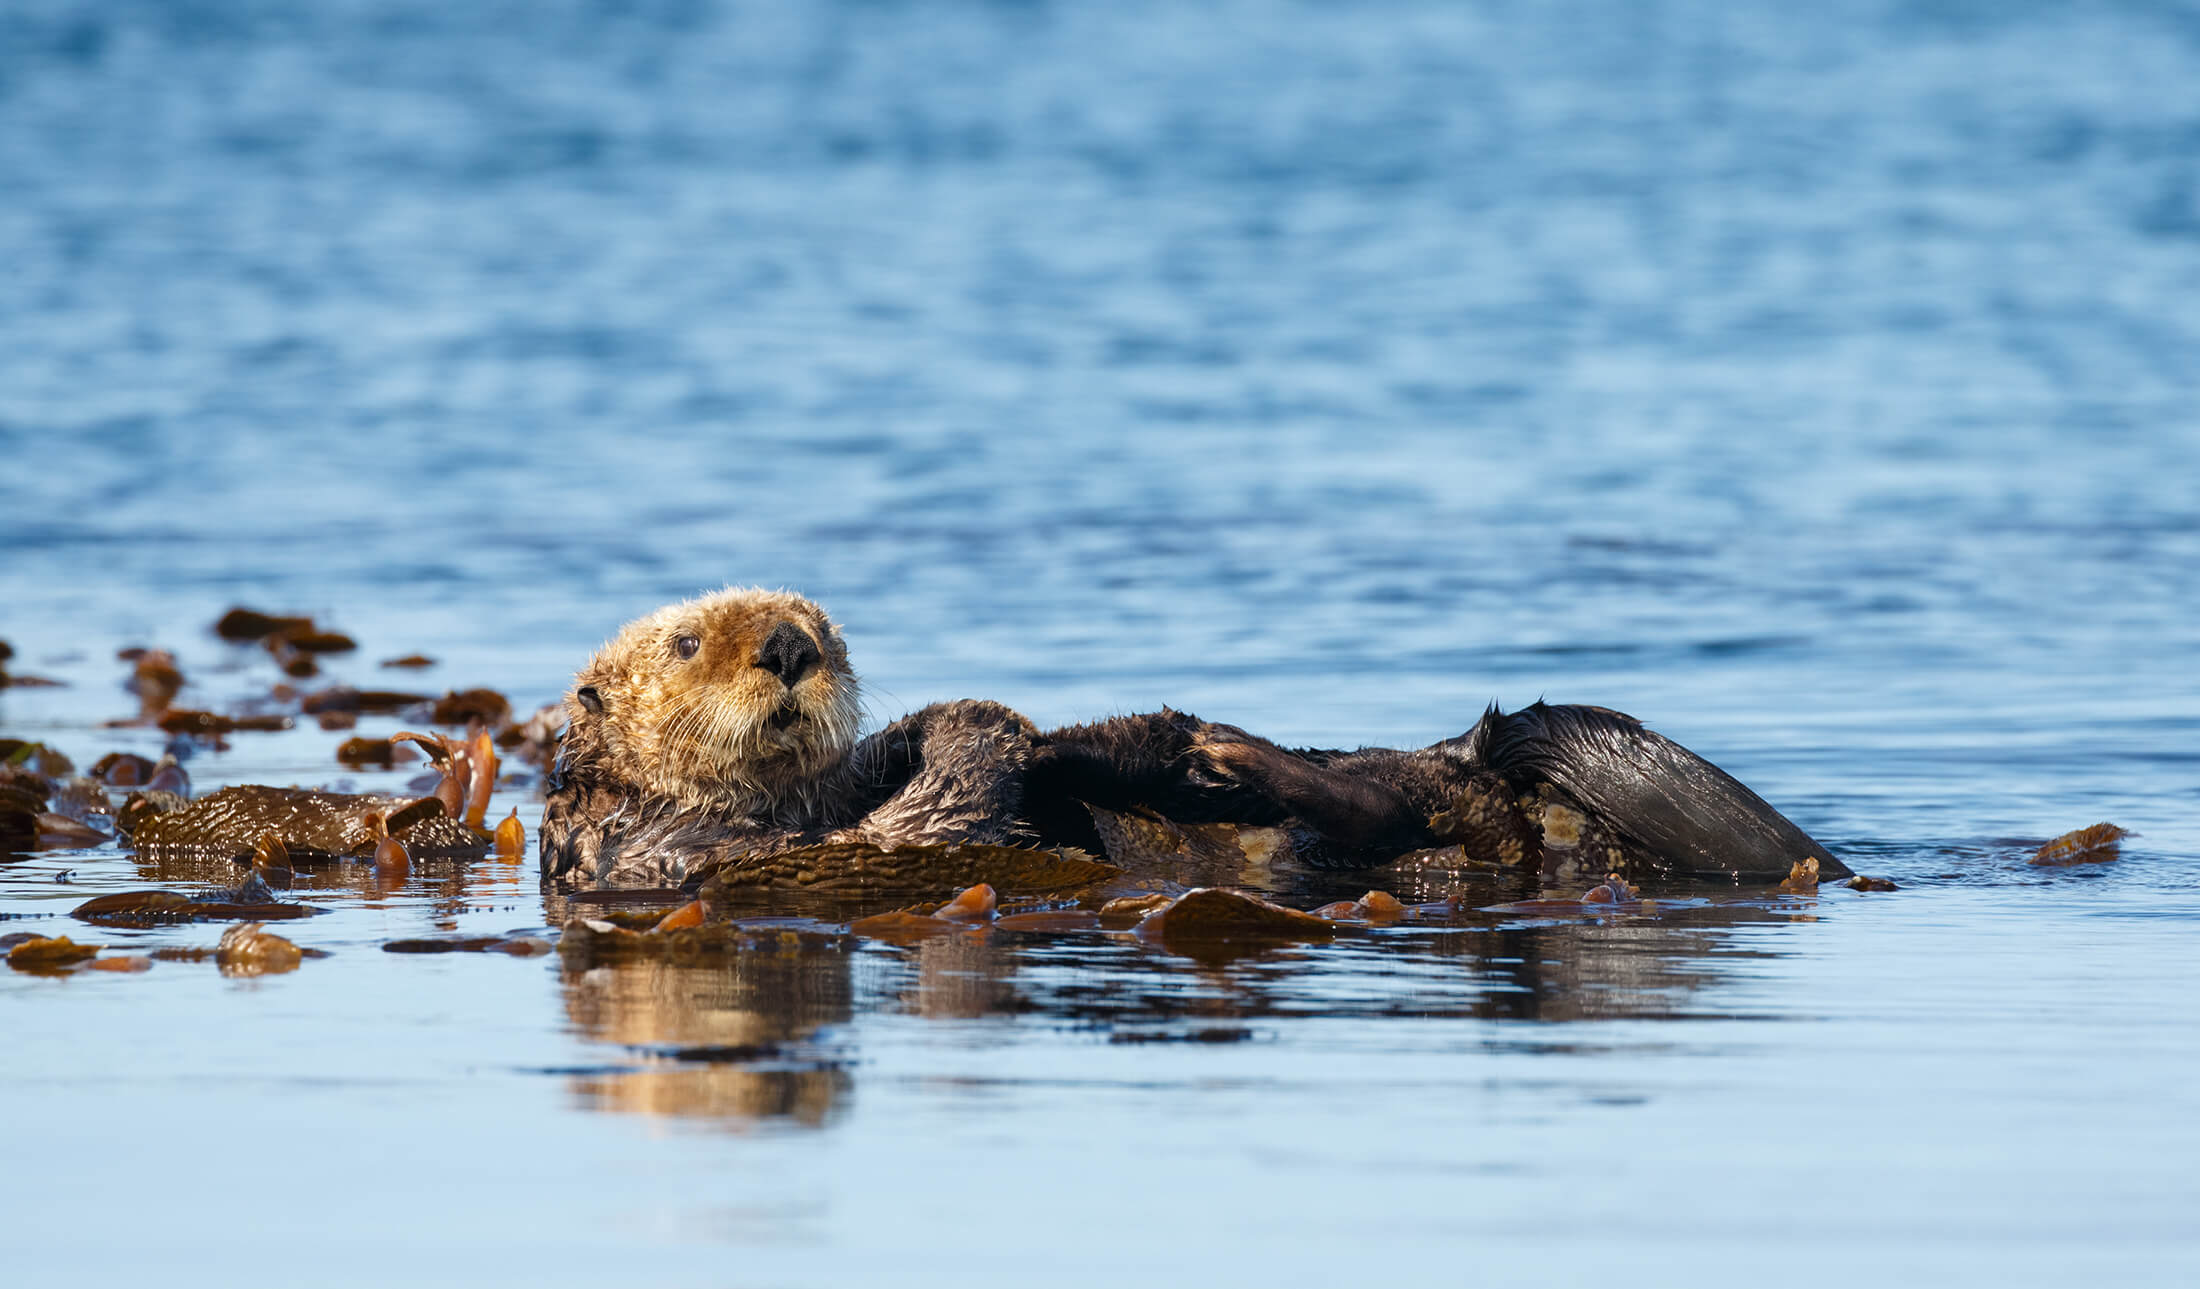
xmin=3 ymin=1 xmax=2199 ymax=1284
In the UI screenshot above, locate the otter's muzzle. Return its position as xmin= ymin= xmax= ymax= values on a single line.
xmin=755 ymin=621 xmax=822 ymax=687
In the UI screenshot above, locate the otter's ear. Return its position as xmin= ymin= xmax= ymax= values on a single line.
xmin=576 ymin=685 xmax=604 ymax=716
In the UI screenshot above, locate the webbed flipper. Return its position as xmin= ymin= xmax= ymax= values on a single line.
xmin=1466 ymin=702 xmax=1846 ymax=882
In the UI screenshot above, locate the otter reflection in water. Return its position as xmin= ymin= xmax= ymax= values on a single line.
xmin=561 ymin=946 xmax=855 ymax=1127
xmin=556 ymin=897 xmax=1821 ymax=1126
xmin=540 ymin=588 xmax=1844 ymax=890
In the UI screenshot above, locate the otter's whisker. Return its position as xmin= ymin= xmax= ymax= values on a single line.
xmin=655 ymin=688 xmax=715 ymax=760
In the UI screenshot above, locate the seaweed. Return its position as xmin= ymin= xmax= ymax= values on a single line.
xmin=698 ymin=841 xmax=1120 ymax=898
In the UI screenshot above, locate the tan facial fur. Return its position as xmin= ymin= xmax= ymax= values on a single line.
xmin=569 ymin=587 xmax=861 ymax=812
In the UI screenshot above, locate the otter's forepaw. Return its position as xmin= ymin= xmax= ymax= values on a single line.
xmin=1184 ymin=724 xmax=1279 ymax=794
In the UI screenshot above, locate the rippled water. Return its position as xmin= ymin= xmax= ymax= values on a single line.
xmin=5 ymin=1 xmax=2200 ymax=1283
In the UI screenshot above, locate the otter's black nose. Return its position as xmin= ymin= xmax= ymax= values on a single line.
xmin=755 ymin=621 xmax=822 ymax=687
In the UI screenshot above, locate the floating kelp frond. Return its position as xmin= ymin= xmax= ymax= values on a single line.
xmin=130 ymin=784 xmax=486 ymax=858
xmin=1131 ymin=887 xmax=1339 ymax=944
xmin=2029 ymin=823 xmax=2128 ymax=867
xmin=698 ymin=841 xmax=1119 ymax=897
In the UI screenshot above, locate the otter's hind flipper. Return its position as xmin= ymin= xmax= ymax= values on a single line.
xmin=1470 ymin=703 xmax=1845 ymax=882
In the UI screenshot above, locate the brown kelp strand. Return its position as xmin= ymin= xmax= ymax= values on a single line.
xmin=1776 ymin=857 xmax=1822 ymax=893
xmin=462 ymin=728 xmax=496 ymax=827
xmin=556 ymin=915 xmax=854 ymax=968
xmin=2029 ymin=823 xmax=2128 ymax=867
xmin=302 ymin=686 xmax=435 ymax=715
xmin=992 ymin=910 xmax=1105 ymax=932
xmin=269 ymin=645 xmax=318 ymax=678
xmin=336 ymin=736 xmax=418 ymax=768
xmin=382 ymin=936 xmax=552 ymax=956
xmin=142 ymin=942 xmax=333 ymax=967
xmin=124 ymin=648 xmax=185 ymax=713
xmin=213 ymin=608 xmax=313 ymax=641
xmin=270 ymin=628 xmax=357 ymax=655
xmin=650 ymin=899 xmax=709 ymax=932
xmin=128 ymin=785 xmax=487 ymax=858
xmin=846 ymin=882 xmax=1002 ymax=941
xmin=250 ymin=833 xmax=291 ymax=873
xmin=214 ymin=922 xmax=308 ymax=975
xmin=73 ymin=870 xmax=321 ymax=926
xmin=36 ymin=815 xmax=107 ymax=849
xmin=156 ymin=709 xmax=294 ymax=737
xmin=212 ymin=609 xmax=362 ymax=681
xmin=1308 ymin=889 xmax=1430 ymax=921
xmin=389 ymin=728 xmax=499 ymax=828
xmin=696 ymin=841 xmax=1120 ymax=897
xmin=431 ymin=688 xmax=511 ymax=727
xmin=929 ymin=882 xmax=998 ymax=922
xmin=90 ymin=752 xmax=157 ymax=786
xmin=114 ymin=789 xmax=189 ymax=838
xmin=1096 ymin=893 xmax=1176 ymax=922
xmin=1131 ymin=887 xmax=1340 ymax=944
xmin=71 ymin=887 xmax=324 ymax=926
xmin=846 ymin=910 xmax=980 ymax=942
xmin=1 ymin=806 xmax=35 ymax=854
xmin=7 ymin=935 xmax=104 ymax=973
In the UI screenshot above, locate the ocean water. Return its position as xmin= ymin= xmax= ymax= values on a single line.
xmin=4 ymin=1 xmax=2199 ymax=1284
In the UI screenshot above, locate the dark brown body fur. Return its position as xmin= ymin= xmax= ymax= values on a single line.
xmin=545 ymin=694 xmax=1043 ymax=887
xmin=541 ymin=589 xmax=1844 ymax=889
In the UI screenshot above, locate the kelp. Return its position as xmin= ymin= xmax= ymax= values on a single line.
xmin=130 ymin=785 xmax=487 ymax=859
xmin=557 ymin=914 xmax=854 ymax=968
xmin=7 ymin=935 xmax=104 ymax=973
xmin=493 ymin=810 xmax=526 ymax=859
xmin=431 ymin=688 xmax=511 ymax=727
xmin=72 ymin=871 xmax=326 ymax=927
xmin=1309 ymin=889 xmax=1424 ymax=922
xmin=383 ymin=936 xmax=551 ymax=956
xmin=2029 ymin=823 xmax=2127 ymax=867
xmin=215 ymin=922 xmax=306 ymax=975
xmin=156 ymin=709 xmax=293 ymax=736
xmin=1130 ymin=887 xmax=1339 ymax=946
xmin=846 ymin=910 xmax=981 ymax=943
xmin=699 ymin=841 xmax=1120 ymax=898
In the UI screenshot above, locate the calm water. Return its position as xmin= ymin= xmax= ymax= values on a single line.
xmin=5 ymin=1 xmax=2200 ymax=1283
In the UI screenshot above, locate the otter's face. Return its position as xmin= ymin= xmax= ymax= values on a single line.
xmin=570 ymin=588 xmax=861 ymax=807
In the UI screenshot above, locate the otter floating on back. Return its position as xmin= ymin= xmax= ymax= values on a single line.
xmin=539 ymin=587 xmax=1846 ymax=890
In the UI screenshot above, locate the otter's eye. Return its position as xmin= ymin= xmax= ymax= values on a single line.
xmin=673 ymin=634 xmax=700 ymax=661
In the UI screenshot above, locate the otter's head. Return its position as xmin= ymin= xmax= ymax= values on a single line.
xmin=568 ymin=588 xmax=861 ymax=810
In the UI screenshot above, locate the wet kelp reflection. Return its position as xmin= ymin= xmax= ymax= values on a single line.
xmin=899 ymin=930 xmax=1019 ymax=1020
xmin=559 ymin=940 xmax=857 ymax=1128
xmin=1451 ymin=904 xmax=1808 ymax=1023
xmin=997 ymin=901 xmax=1817 ymax=1029
xmin=549 ymin=893 xmax=1828 ymax=1127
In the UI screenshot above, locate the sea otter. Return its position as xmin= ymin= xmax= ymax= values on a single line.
xmin=540 ymin=588 xmax=1044 ymax=887
xmin=539 ymin=587 xmax=1846 ymax=889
